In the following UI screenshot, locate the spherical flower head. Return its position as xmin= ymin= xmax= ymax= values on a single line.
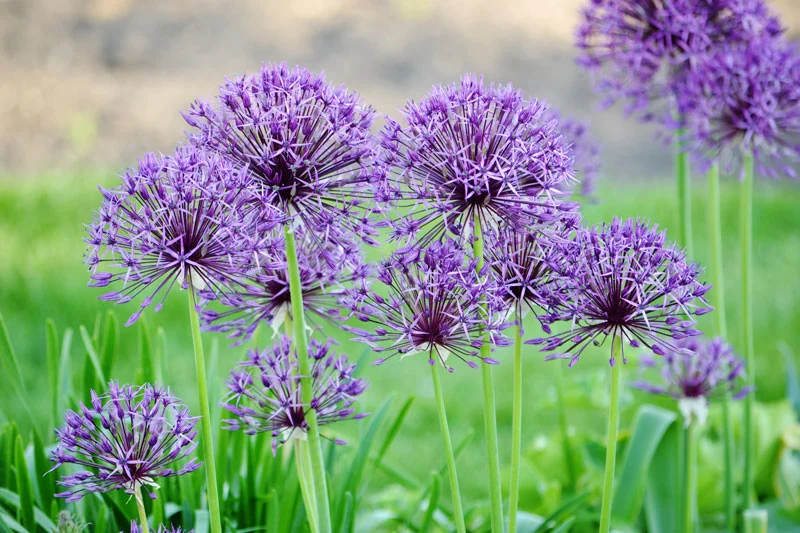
xmin=632 ymin=336 xmax=750 ymax=425
xmin=545 ymin=108 xmax=602 ymax=199
xmin=221 ymin=336 xmax=369 ymax=452
xmin=344 ymin=239 xmax=511 ymax=371
xmin=199 ymin=229 xmax=371 ymax=344
xmin=380 ymin=74 xmax=577 ymax=245
xmin=530 ymin=218 xmax=712 ymax=367
xmin=576 ymin=0 xmax=782 ymax=123
xmin=85 ymin=147 xmax=274 ymax=327
xmin=678 ymin=36 xmax=800 ymax=179
xmin=49 ymin=383 xmax=201 ymax=502
xmin=183 ymin=62 xmax=386 ymax=246
xmin=129 ymin=522 xmax=190 ymax=533
xmin=486 ymin=221 xmax=578 ymax=322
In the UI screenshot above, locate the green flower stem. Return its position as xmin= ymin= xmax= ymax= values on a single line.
xmin=599 ymin=337 xmax=622 ymax=533
xmin=508 ymin=320 xmax=523 ymax=533
xmin=708 ymin=162 xmax=735 ymax=531
xmin=134 ymin=485 xmax=149 ymax=533
xmin=683 ymin=420 xmax=697 ymax=533
xmin=284 ymin=223 xmax=332 ymax=533
xmin=472 ymin=214 xmax=504 ymax=533
xmin=295 ymin=440 xmax=319 ymax=533
xmin=676 ymin=129 xmax=694 ymax=256
xmin=430 ymin=362 xmax=467 ymax=533
xmin=554 ymin=359 xmax=577 ymax=492
xmin=741 ymin=154 xmax=755 ymax=509
xmin=187 ymin=287 xmax=222 ymax=533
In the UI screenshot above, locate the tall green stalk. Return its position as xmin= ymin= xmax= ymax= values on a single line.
xmin=708 ymin=162 xmax=735 ymax=530
xmin=295 ymin=440 xmax=319 ymax=533
xmin=676 ymin=130 xmax=694 ymax=256
xmin=554 ymin=360 xmax=578 ymax=491
xmin=430 ymin=362 xmax=467 ymax=533
xmin=134 ymin=485 xmax=149 ymax=533
xmin=683 ymin=420 xmax=697 ymax=533
xmin=741 ymin=154 xmax=755 ymax=509
xmin=508 ymin=320 xmax=523 ymax=533
xmin=472 ymin=214 xmax=504 ymax=533
xmin=599 ymin=337 xmax=622 ymax=533
xmin=284 ymin=224 xmax=332 ymax=533
xmin=187 ymin=288 xmax=223 ymax=533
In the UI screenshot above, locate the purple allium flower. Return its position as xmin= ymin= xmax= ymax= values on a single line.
xmin=678 ymin=36 xmax=800 ymax=179
xmin=199 ymin=229 xmax=370 ymax=344
xmin=183 ymin=62 xmax=385 ymax=246
xmin=222 ymin=335 xmax=369 ymax=452
xmin=547 ymin=110 xmax=602 ymax=199
xmin=486 ymin=222 xmax=577 ymax=322
xmin=632 ymin=336 xmax=750 ymax=425
xmin=529 ymin=218 xmax=712 ymax=367
xmin=379 ymin=74 xmax=577 ymax=245
xmin=129 ymin=522 xmax=190 ymax=533
xmin=576 ymin=0 xmax=782 ymax=123
xmin=85 ymin=147 xmax=274 ymax=327
xmin=49 ymin=383 xmax=201 ymax=502
xmin=344 ymin=240 xmax=511 ymax=371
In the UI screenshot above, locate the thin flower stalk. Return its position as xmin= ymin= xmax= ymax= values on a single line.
xmin=741 ymin=154 xmax=755 ymax=508
xmin=599 ymin=337 xmax=623 ymax=533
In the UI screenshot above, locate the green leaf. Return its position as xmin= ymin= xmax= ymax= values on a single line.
xmin=644 ymin=419 xmax=682 ymax=533
xmin=778 ymin=342 xmax=800 ymax=419
xmin=533 ymin=492 xmax=590 ymax=533
xmin=78 ymin=325 xmax=107 ymax=387
xmin=0 ymin=314 xmax=33 ymax=422
xmin=513 ymin=512 xmax=545 ymax=533
xmin=376 ymin=396 xmax=415 ymax=464
xmin=33 ymin=429 xmax=54 ymax=511
xmin=99 ymin=312 xmax=119 ymax=380
xmin=613 ymin=405 xmax=677 ymax=524
xmin=57 ymin=329 xmax=74 ymax=418
xmin=419 ymin=474 xmax=441 ymax=533
xmin=13 ymin=437 xmax=34 ymax=531
xmin=437 ymin=431 xmax=474 ymax=480
xmin=339 ymin=491 xmax=355 ymax=533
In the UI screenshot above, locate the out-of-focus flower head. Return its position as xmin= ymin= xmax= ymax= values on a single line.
xmin=183 ymin=62 xmax=386 ymax=247
xmin=632 ymin=336 xmax=750 ymax=425
xmin=85 ymin=147 xmax=274 ymax=326
xmin=221 ymin=336 xmax=369 ymax=452
xmin=344 ymin=239 xmax=512 ymax=371
xmin=546 ymin=107 xmax=602 ymax=199
xmin=199 ymin=228 xmax=370 ymax=344
xmin=576 ymin=0 xmax=782 ymax=124
xmin=380 ymin=74 xmax=577 ymax=246
xmin=678 ymin=35 xmax=800 ymax=179
xmin=50 ymin=383 xmax=200 ymax=502
xmin=529 ymin=218 xmax=712 ymax=367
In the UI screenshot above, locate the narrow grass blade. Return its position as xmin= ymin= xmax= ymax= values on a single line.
xmin=45 ymin=319 xmax=59 ymax=429
xmin=13 ymin=436 xmax=34 ymax=531
xmin=33 ymin=430 xmax=54 ymax=511
xmin=137 ymin=319 xmax=154 ymax=384
xmin=532 ymin=492 xmax=590 ymax=533
xmin=0 ymin=488 xmax=58 ymax=532
xmin=57 ymin=329 xmax=74 ymax=418
xmin=420 ymin=474 xmax=441 ymax=533
xmin=376 ymin=396 xmax=414 ymax=464
xmin=0 ymin=314 xmax=33 ymax=422
xmin=99 ymin=312 xmax=119 ymax=380
xmin=78 ymin=326 xmax=106 ymax=387
xmin=613 ymin=405 xmax=677 ymax=524
xmin=436 ymin=431 xmax=474 ymax=479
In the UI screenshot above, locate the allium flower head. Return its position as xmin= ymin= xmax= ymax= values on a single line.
xmin=486 ymin=222 xmax=578 ymax=321
xmin=222 ymin=336 xmax=368 ymax=452
xmin=632 ymin=336 xmax=750 ymax=425
xmin=200 ymin=229 xmax=370 ymax=344
xmin=344 ymin=240 xmax=511 ymax=371
xmin=129 ymin=522 xmax=190 ymax=533
xmin=678 ymin=36 xmax=800 ymax=179
xmin=576 ymin=0 xmax=782 ymax=122
xmin=546 ymin=108 xmax=602 ymax=198
xmin=50 ymin=383 xmax=200 ymax=502
xmin=183 ymin=62 xmax=385 ymax=246
xmin=86 ymin=147 xmax=273 ymax=326
xmin=380 ymin=74 xmax=577 ymax=245
xmin=530 ymin=218 xmax=712 ymax=367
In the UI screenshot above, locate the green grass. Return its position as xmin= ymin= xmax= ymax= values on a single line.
xmin=1 ymin=170 xmax=798 ymax=507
